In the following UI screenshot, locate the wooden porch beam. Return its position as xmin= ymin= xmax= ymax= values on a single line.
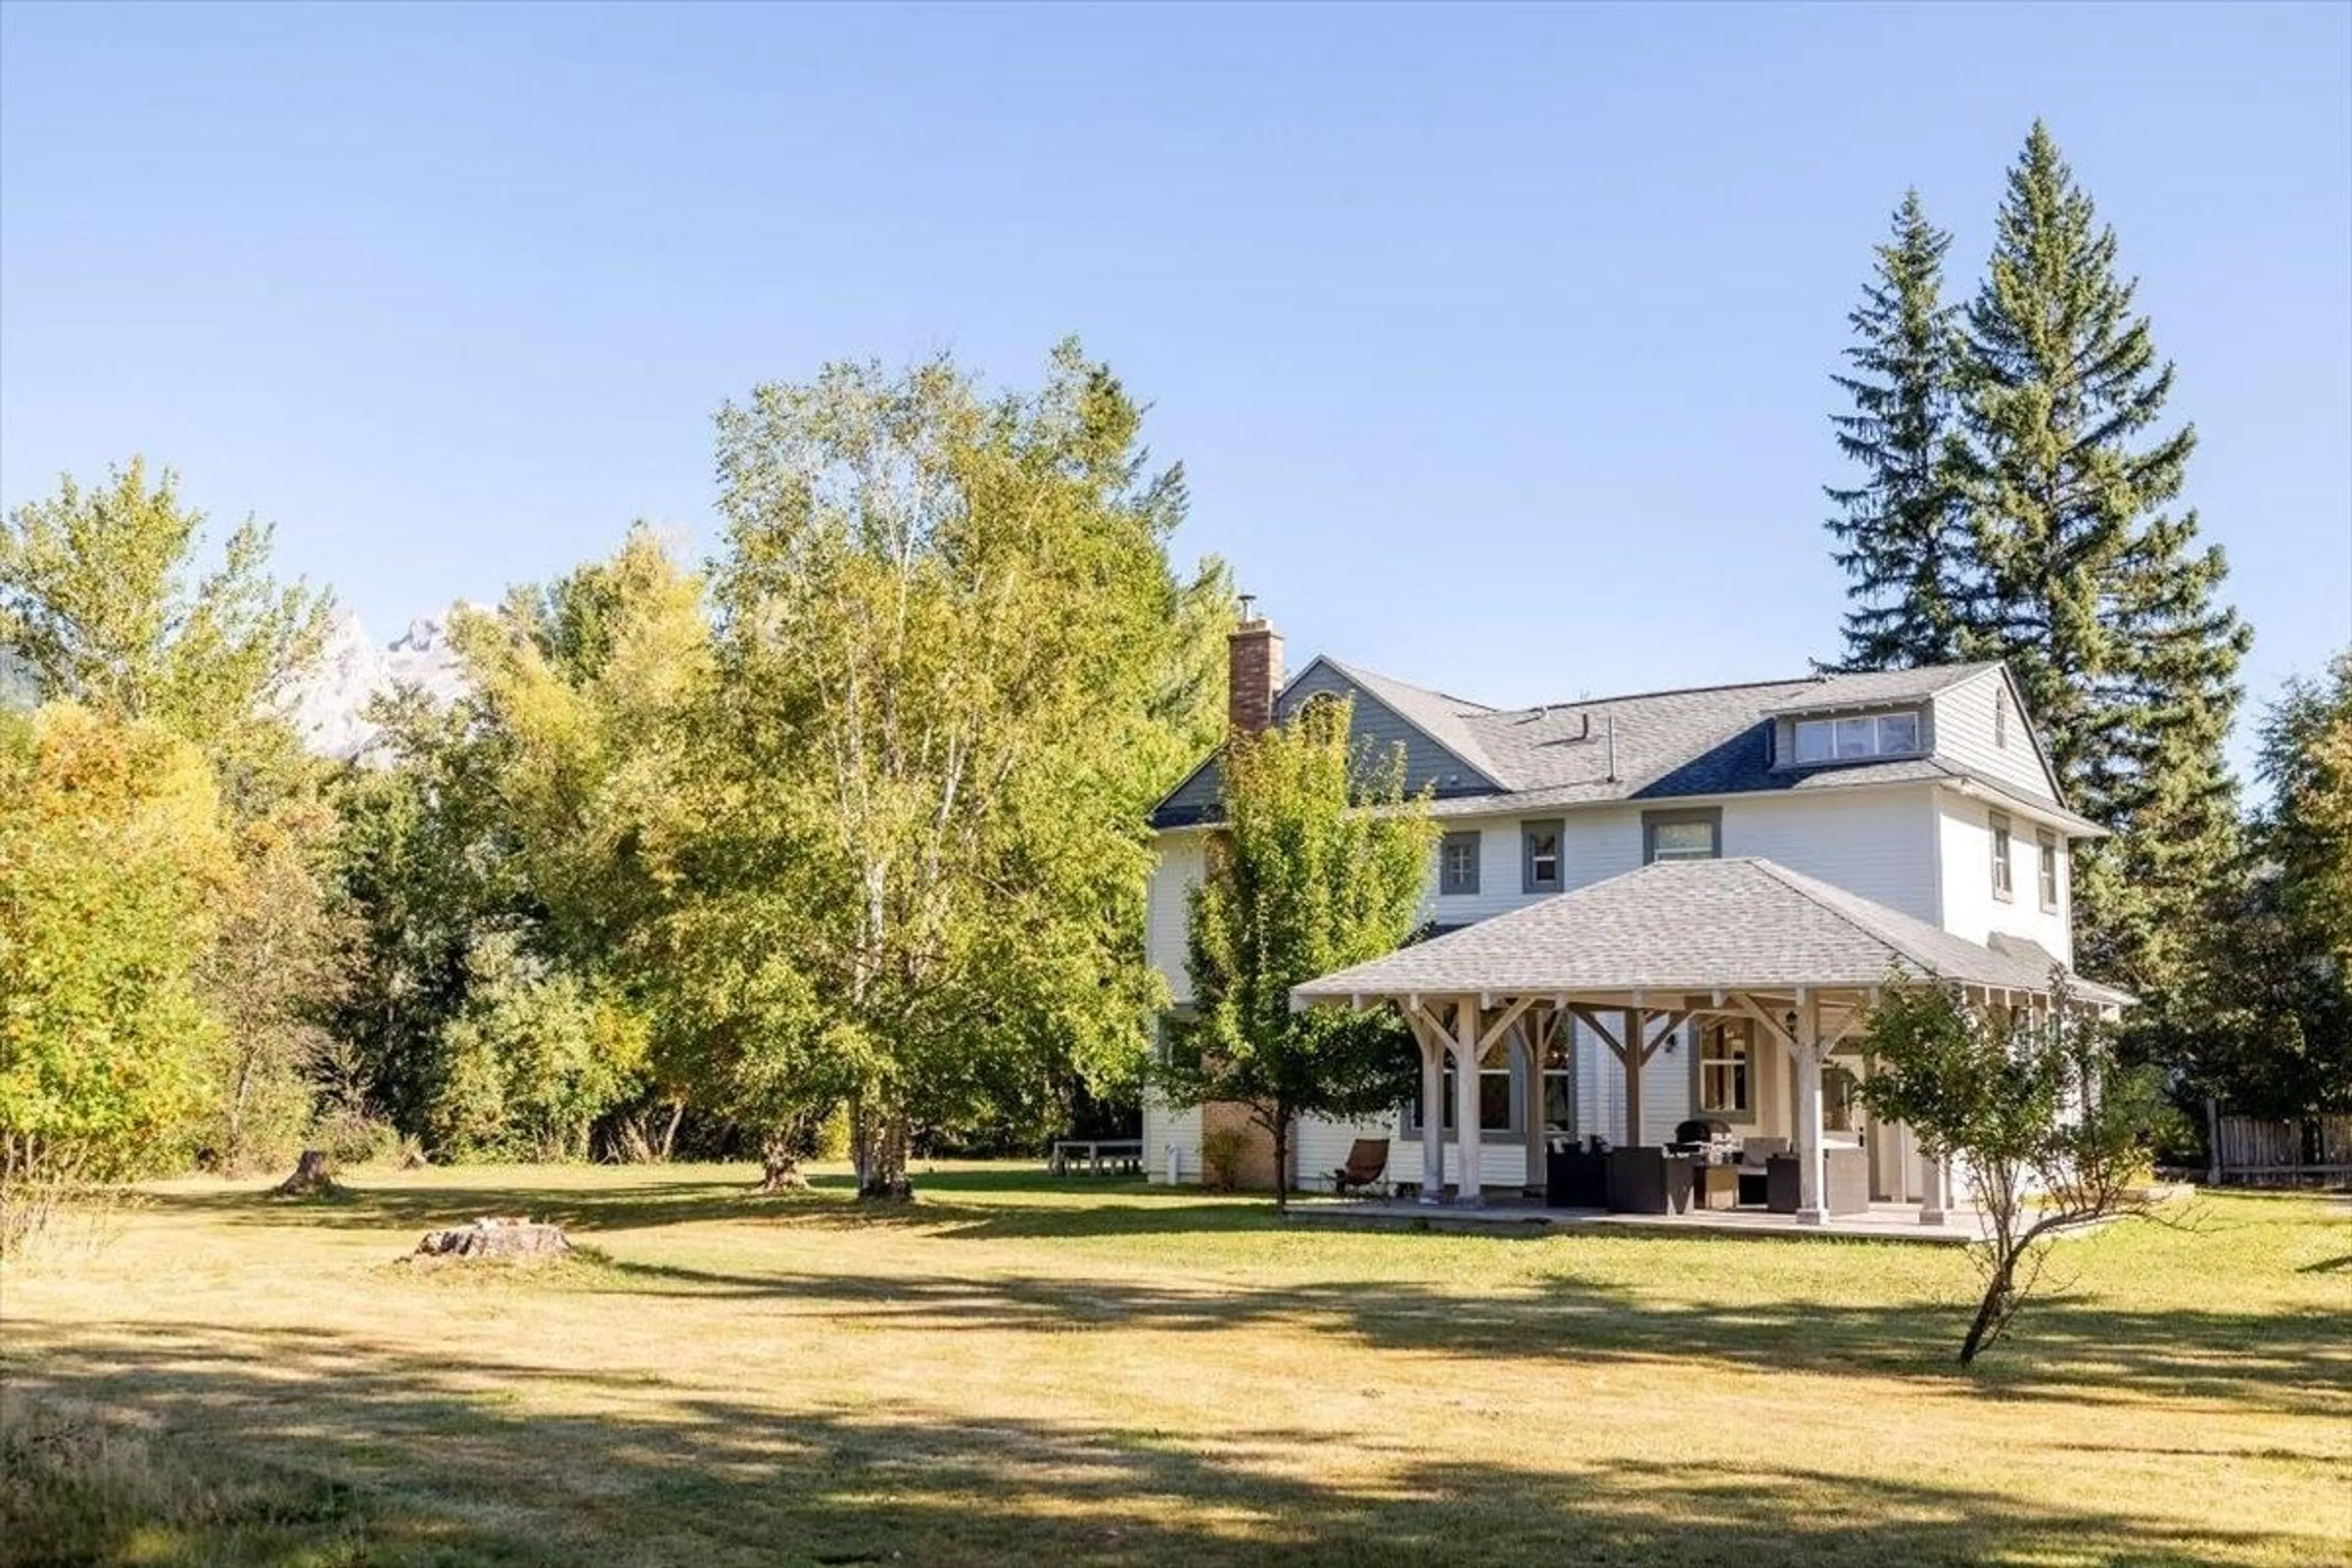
xmin=1475 ymin=995 xmax=1540 ymax=1056
xmin=1635 ymin=1009 xmax=1694 ymax=1063
xmin=1732 ymin=992 xmax=1800 ymax=1053
xmin=1566 ymin=1004 xmax=1629 ymax=1062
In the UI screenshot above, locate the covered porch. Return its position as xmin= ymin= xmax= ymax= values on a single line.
xmin=1291 ymin=858 xmax=2130 ymax=1229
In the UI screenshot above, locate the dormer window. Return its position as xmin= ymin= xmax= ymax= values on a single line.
xmin=1790 ymin=709 xmax=1921 ymax=765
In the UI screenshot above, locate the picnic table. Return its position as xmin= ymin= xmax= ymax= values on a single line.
xmin=1049 ymin=1138 xmax=1144 ymax=1177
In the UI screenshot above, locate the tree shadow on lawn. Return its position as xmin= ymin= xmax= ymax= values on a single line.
xmin=140 ymin=1167 xmax=1274 ymax=1243
xmin=579 ymin=1254 xmax=2351 ymax=1423
xmin=7 ymin=1322 xmax=2323 ymax=1568
xmin=131 ymin=1174 xmax=2351 ymax=1422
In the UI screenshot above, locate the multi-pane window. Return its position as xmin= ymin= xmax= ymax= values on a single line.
xmin=1523 ymin=820 xmax=1562 ymax=893
xmin=1407 ymin=1051 xmax=1517 ymax=1136
xmin=1995 ymin=689 xmax=2010 ymax=749
xmin=1791 ymin=710 xmax=1922 ymax=764
xmin=2037 ymin=830 xmax=2060 ymax=912
xmin=1699 ymin=1021 xmax=1751 ymax=1115
xmin=1439 ymin=831 xmax=1481 ymax=895
xmin=1991 ymin=812 xmax=2014 ymax=901
xmin=1645 ymin=809 xmax=1721 ymax=864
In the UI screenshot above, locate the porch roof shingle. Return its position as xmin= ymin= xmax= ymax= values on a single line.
xmin=1290 ymin=857 xmax=2134 ymax=1008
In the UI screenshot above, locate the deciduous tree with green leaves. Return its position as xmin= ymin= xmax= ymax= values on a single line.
xmin=326 ymin=530 xmax=712 ymax=1162
xmin=1858 ymin=979 xmax=2165 ymax=1366
xmin=0 ymin=458 xmax=331 ymax=805
xmin=1825 ymin=189 xmax=1970 ymax=673
xmin=3 ymin=459 xmax=342 ymax=1176
xmin=1953 ymin=124 xmax=2250 ymax=998
xmin=707 ymin=341 xmax=1225 ymax=1198
xmin=1155 ymin=696 xmax=1434 ymax=1212
xmin=0 ymin=706 xmax=232 ymax=1251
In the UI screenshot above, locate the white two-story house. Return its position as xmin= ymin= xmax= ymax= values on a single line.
xmin=1143 ymin=616 xmax=2113 ymax=1210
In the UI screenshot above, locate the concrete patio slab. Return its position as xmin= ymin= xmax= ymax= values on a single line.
xmin=1284 ymin=1197 xmax=1989 ymax=1245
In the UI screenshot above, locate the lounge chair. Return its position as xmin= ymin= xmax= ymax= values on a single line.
xmin=1331 ymin=1137 xmax=1391 ymax=1196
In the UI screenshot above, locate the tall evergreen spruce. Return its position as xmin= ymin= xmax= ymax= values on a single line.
xmin=1825 ymin=190 xmax=1969 ymax=671
xmin=1956 ymin=123 xmax=2251 ymax=994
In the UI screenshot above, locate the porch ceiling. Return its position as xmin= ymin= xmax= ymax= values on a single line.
xmin=1289 ymin=858 xmax=2135 ymax=1010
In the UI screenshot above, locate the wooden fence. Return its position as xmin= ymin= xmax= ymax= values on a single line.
xmin=2205 ymin=1105 xmax=2352 ymax=1186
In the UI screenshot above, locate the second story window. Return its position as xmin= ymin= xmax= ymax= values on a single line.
xmin=2038 ymin=830 xmax=2060 ymax=911
xmin=1643 ymin=807 xmax=1722 ymax=864
xmin=1792 ymin=710 xmax=1922 ymax=765
xmin=1523 ymin=820 xmax=1562 ymax=894
xmin=1991 ymin=812 xmax=2014 ymax=902
xmin=1439 ymin=831 xmax=1481 ymax=895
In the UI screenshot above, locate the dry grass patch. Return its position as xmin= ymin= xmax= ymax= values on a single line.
xmin=2 ymin=1164 xmax=2346 ymax=1566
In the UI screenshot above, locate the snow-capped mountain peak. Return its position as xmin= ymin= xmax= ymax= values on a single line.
xmin=292 ymin=606 xmax=476 ymax=760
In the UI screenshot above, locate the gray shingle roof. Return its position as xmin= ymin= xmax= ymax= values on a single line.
xmin=1762 ymin=663 xmax=2000 ymax=716
xmin=1291 ymin=857 xmax=2134 ymax=1006
xmin=1456 ymin=678 xmax=1809 ymax=799
xmin=1292 ymin=664 xmax=2008 ymax=802
xmin=1320 ymin=657 xmax=1507 ymax=786
xmin=1147 ymin=657 xmax=2092 ymax=830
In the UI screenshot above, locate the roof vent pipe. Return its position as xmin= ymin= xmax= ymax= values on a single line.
xmin=1606 ymin=713 xmax=1618 ymax=783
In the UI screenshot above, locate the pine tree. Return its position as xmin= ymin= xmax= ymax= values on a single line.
xmin=1825 ymin=190 xmax=1969 ymax=671
xmin=1956 ymin=123 xmax=2251 ymax=993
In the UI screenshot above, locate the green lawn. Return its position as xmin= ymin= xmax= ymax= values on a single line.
xmin=2 ymin=1164 xmax=2347 ymax=1567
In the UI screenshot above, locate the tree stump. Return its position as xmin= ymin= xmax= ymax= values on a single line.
xmin=412 ymin=1216 xmax=572 ymax=1261
xmin=273 ymin=1149 xmax=342 ymax=1198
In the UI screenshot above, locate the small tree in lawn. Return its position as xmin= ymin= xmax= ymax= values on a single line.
xmin=1858 ymin=978 xmax=2164 ymax=1366
xmin=1157 ymin=696 xmax=1433 ymax=1212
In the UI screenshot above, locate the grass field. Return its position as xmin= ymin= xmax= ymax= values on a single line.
xmin=2 ymin=1164 xmax=2347 ymax=1567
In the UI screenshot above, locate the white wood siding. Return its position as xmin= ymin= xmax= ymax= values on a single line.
xmin=1931 ymin=669 xmax=2061 ymax=805
xmin=1721 ymin=791 xmax=1940 ymax=924
xmin=1142 ymin=1094 xmax=1202 ymax=1184
xmin=1145 ymin=775 xmax=2074 ymax=1185
xmin=1935 ymin=788 xmax=2073 ymax=964
xmin=1145 ymin=833 xmax=1205 ymax=1004
xmin=1294 ymin=1110 xmax=1405 ymax=1191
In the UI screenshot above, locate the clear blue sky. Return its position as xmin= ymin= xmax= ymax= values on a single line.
xmin=4 ymin=2 xmax=2346 ymax=776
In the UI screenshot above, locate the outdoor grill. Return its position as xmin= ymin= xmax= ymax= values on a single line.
xmin=1668 ymin=1116 xmax=1738 ymax=1163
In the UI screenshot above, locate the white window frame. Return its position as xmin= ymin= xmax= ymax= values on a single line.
xmin=1991 ymin=812 xmax=2014 ymax=902
xmin=2037 ymin=829 xmax=2060 ymax=913
xmin=1698 ymin=1021 xmax=1752 ymax=1116
xmin=1790 ymin=709 xmax=1924 ymax=766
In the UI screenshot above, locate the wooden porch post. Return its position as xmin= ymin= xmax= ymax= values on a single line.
xmin=1794 ymin=992 xmax=1826 ymax=1226
xmin=1622 ymin=1006 xmax=1645 ymax=1147
xmin=1517 ymin=1020 xmax=1546 ymax=1195
xmin=1452 ymin=997 xmax=1485 ymax=1208
xmin=1918 ymin=1147 xmax=1947 ymax=1226
xmin=1412 ymin=1011 xmax=1446 ymax=1206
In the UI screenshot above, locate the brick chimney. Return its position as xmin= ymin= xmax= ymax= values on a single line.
xmin=1227 ymin=603 xmax=1283 ymax=736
